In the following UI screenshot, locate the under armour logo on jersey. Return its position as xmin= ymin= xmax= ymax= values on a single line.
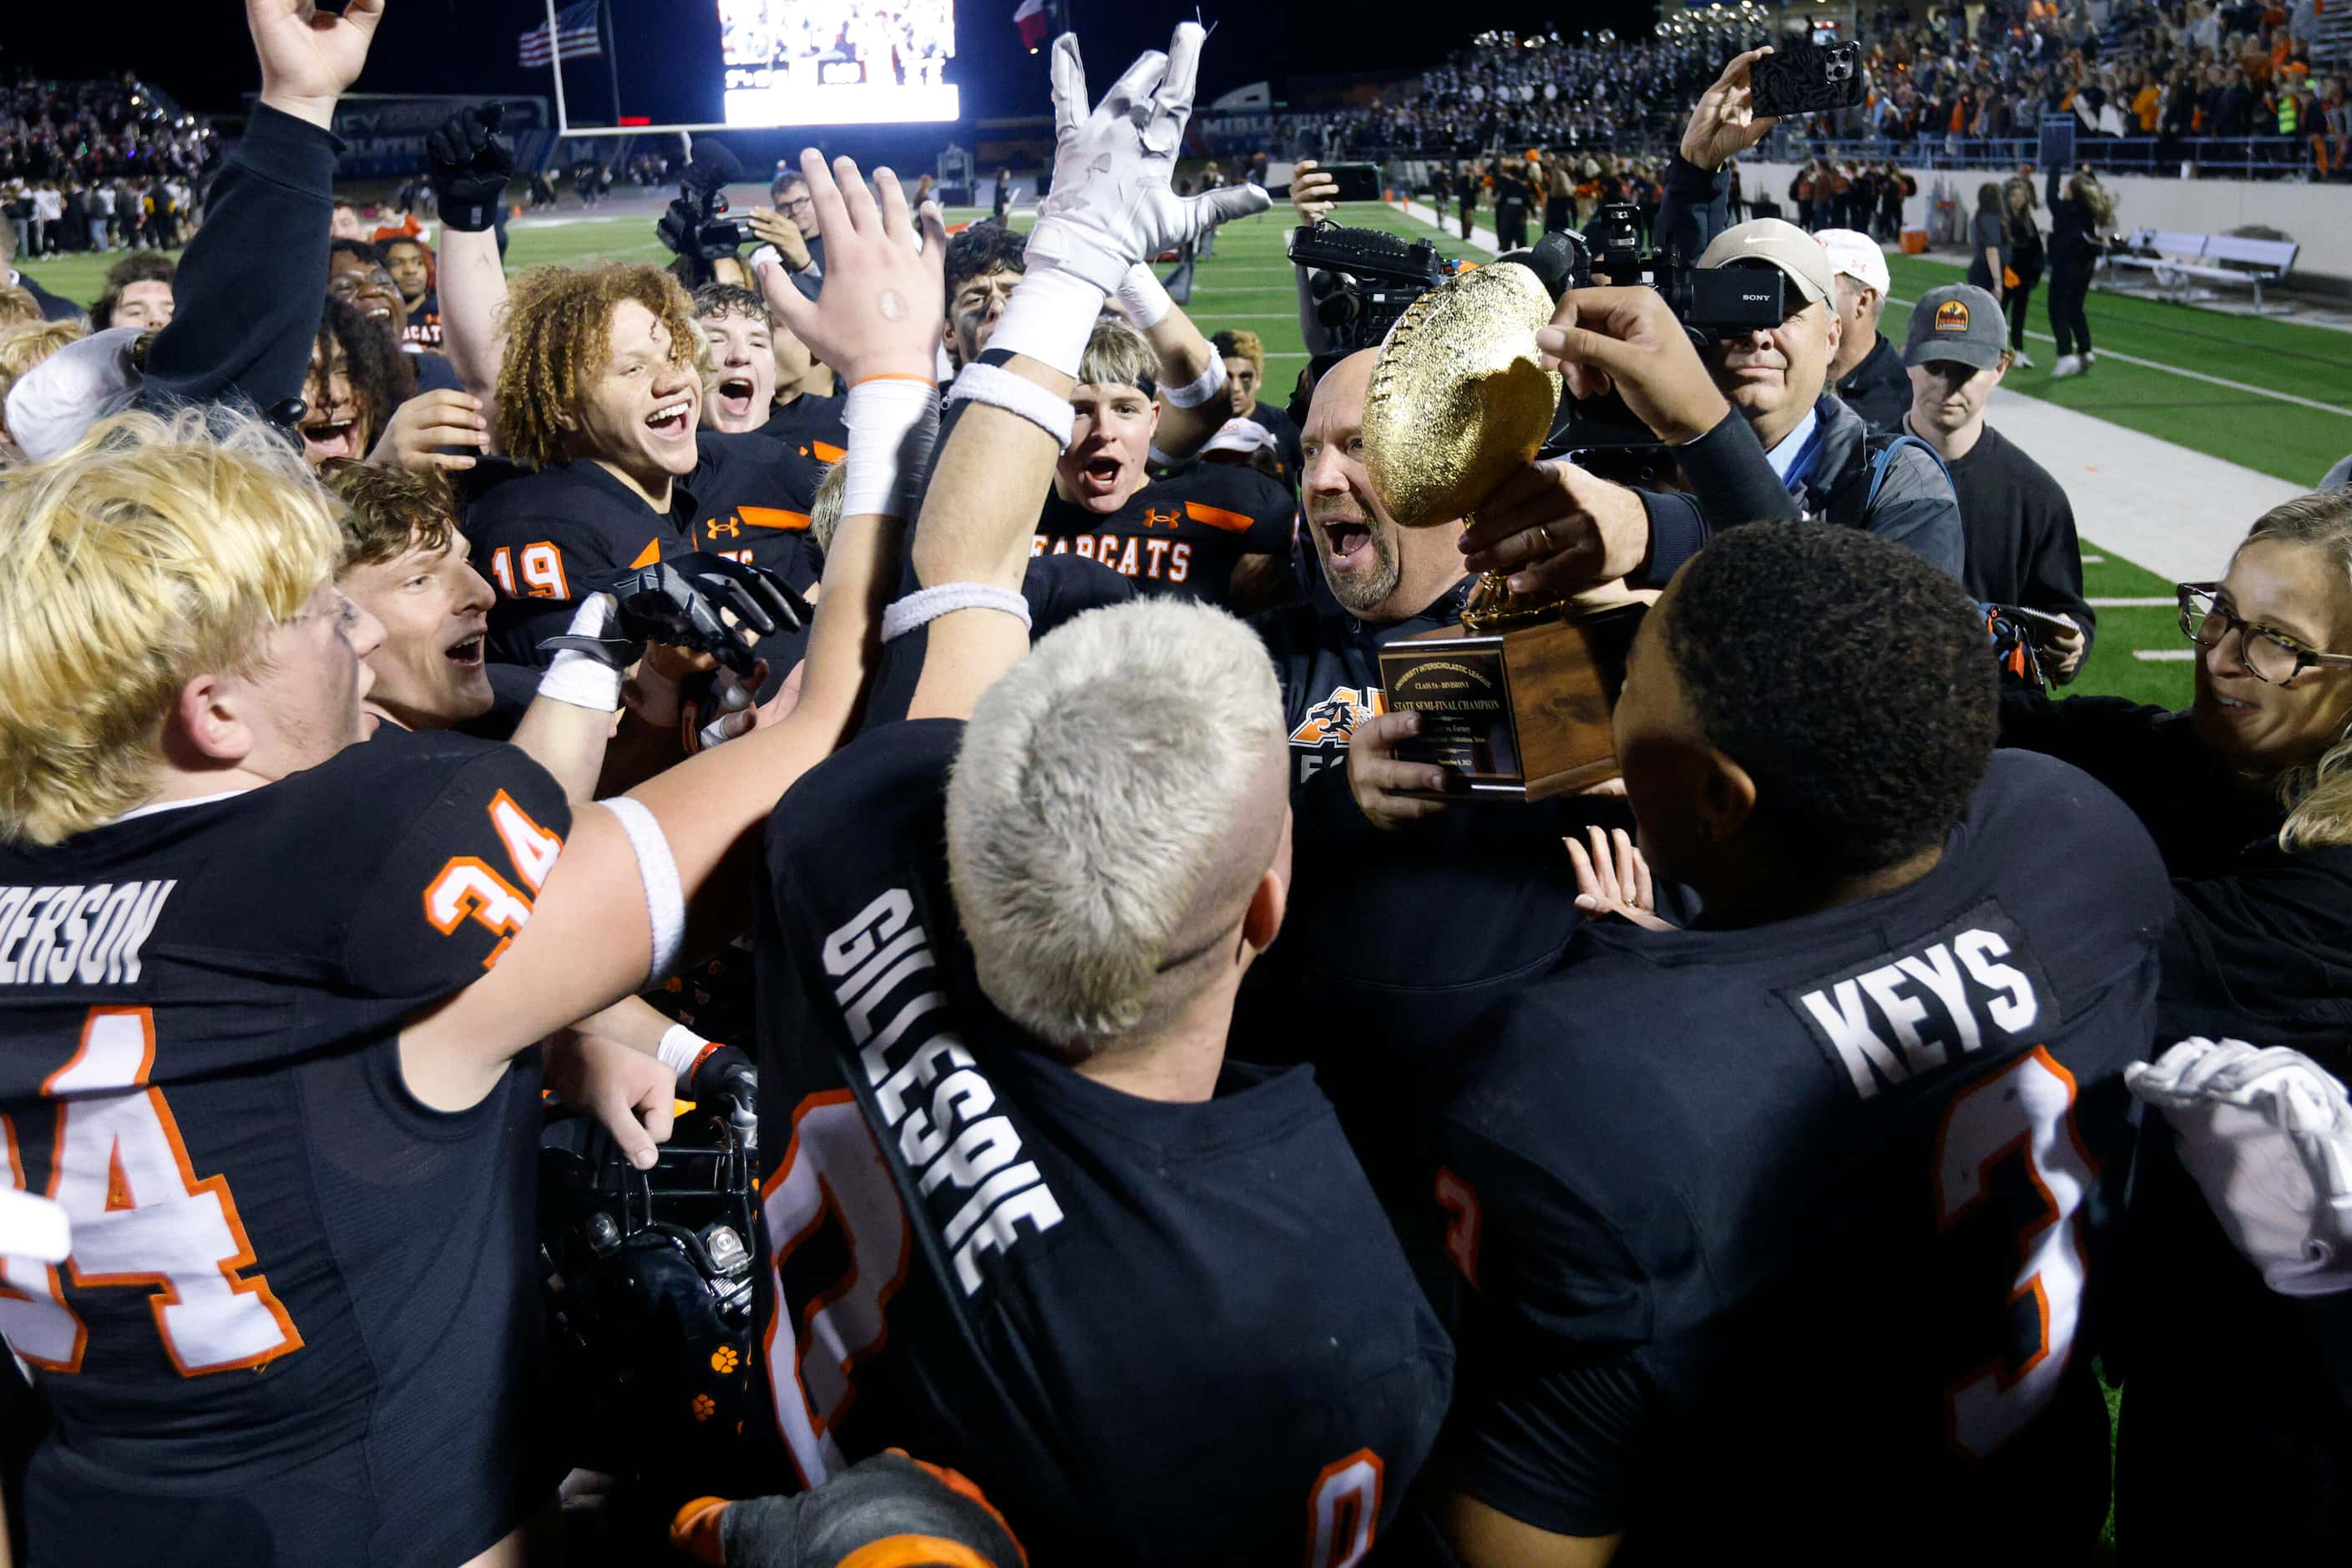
xmin=1290 ymin=686 xmax=1383 ymax=746
xmin=1141 ymin=507 xmax=1181 ymax=529
xmin=707 ymin=518 xmax=741 ymax=540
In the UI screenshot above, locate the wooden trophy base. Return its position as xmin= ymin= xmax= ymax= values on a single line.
xmin=1375 ymin=600 xmax=1647 ymax=801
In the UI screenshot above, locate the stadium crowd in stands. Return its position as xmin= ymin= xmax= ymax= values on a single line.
xmin=3 ymin=4 xmax=2352 ymax=1568
xmin=1319 ymin=0 xmax=2347 ymax=175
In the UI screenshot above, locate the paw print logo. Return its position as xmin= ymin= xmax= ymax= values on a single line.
xmin=690 ymin=1393 xmax=716 ymax=1422
xmin=709 ymin=1345 xmax=740 ymax=1374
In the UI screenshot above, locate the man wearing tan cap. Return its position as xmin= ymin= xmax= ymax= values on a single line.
xmin=1816 ymin=227 xmax=1910 ymax=432
xmin=1687 ymin=215 xmax=1962 ymax=579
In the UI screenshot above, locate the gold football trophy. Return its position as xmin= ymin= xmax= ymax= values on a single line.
xmin=1363 ymin=261 xmax=1646 ymax=800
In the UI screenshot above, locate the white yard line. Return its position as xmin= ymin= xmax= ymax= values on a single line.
xmin=1884 ymin=296 xmax=2352 ymax=418
xmin=2087 ymin=596 xmax=2181 ymax=606
xmin=2135 ymin=649 xmax=2198 ymax=660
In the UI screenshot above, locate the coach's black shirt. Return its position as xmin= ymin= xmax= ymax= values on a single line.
xmin=0 ymin=731 xmax=569 ymax=1566
xmin=1255 ymin=574 xmax=1474 ymax=792
xmin=749 ymin=720 xmax=1452 ymax=1565
xmin=1033 ymin=464 xmax=1292 ymax=609
xmin=1436 ymin=751 xmax=2167 ymax=1561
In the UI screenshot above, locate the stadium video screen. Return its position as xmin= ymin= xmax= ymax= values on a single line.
xmin=720 ymin=0 xmax=959 ymax=125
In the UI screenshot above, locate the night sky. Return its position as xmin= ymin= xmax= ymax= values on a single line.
xmin=6 ymin=1 xmax=1662 ymax=149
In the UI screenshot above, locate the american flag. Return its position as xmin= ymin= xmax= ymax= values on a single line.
xmin=519 ymin=1 xmax=603 ymax=67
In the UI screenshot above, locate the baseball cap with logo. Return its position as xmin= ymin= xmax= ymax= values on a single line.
xmin=1812 ymin=229 xmax=1891 ymax=297
xmin=1903 ymin=283 xmax=2009 ymax=372
xmin=1695 ymin=217 xmax=1834 ymax=307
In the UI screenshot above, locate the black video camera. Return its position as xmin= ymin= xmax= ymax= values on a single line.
xmin=1545 ymin=204 xmax=1788 ymax=452
xmin=1285 ymin=221 xmax=1454 ymax=355
xmin=1571 ymin=203 xmax=1785 ymax=339
xmin=656 ymin=144 xmax=750 ymax=283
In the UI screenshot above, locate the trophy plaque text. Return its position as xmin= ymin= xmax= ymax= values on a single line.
xmin=1377 ymin=601 xmax=1646 ymax=800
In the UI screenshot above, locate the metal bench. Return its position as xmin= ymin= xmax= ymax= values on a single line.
xmin=2103 ymin=227 xmax=2299 ymax=314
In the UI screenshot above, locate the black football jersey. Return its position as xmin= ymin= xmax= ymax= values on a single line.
xmin=758 ymin=390 xmax=848 ymax=472
xmin=1434 ymin=751 xmax=2169 ymax=1563
xmin=468 ymin=432 xmax=816 ymax=670
xmin=0 ymin=731 xmax=571 ymax=1567
xmin=1256 ymin=577 xmax=1474 ymax=792
xmin=1033 ymin=464 xmax=1292 ymax=609
xmin=749 ymin=721 xmax=1453 ymax=1565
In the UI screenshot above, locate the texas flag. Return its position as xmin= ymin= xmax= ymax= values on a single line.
xmin=1014 ymin=0 xmax=1049 ymax=51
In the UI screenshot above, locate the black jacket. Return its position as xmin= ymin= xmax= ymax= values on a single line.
xmin=142 ymin=104 xmax=341 ymax=414
xmin=2044 ymin=167 xmax=2102 ymax=273
xmin=1998 ymin=688 xmax=2352 ymax=1559
xmin=1636 ymin=394 xmax=1965 ymax=589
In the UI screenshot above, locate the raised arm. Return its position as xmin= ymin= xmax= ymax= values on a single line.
xmin=425 ymin=106 xmax=517 ymax=402
xmin=144 ymin=0 xmax=386 ymax=411
xmin=402 ymin=154 xmax=946 ymax=1100
xmin=902 ymin=24 xmax=1225 ymax=721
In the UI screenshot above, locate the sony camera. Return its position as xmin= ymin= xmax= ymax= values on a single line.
xmin=1545 ymin=205 xmax=1788 ymax=452
xmin=1285 ymin=221 xmax=1454 ymax=355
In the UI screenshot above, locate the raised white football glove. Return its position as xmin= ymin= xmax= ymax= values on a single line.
xmin=1197 ymin=180 xmax=1273 ymax=230
xmin=1024 ymin=24 xmax=1212 ymax=294
xmin=2127 ymin=1035 xmax=2352 ymax=1297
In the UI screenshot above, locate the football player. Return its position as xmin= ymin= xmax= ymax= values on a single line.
xmin=0 ymin=140 xmax=949 ymax=1565
xmin=1433 ymin=513 xmax=2169 ymax=1565
xmin=742 ymin=33 xmax=1449 ymax=1564
xmin=1032 ymin=317 xmax=1294 ymax=612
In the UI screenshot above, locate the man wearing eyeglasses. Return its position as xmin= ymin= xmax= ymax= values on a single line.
xmin=761 ymin=166 xmax=825 ymax=301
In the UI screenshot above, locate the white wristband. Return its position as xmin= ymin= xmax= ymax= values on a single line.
xmin=1161 ymin=356 xmax=1229 ymax=410
xmin=984 ymin=264 xmax=1105 ymax=379
xmin=656 ymin=1023 xmax=710 ymax=1083
xmin=599 ymin=796 xmax=685 ymax=979
xmin=841 ymin=377 xmax=942 ymax=519
xmin=881 ymin=583 xmax=1034 ymax=642
xmin=538 ymin=594 xmax=624 ymax=711
xmin=948 ymin=362 xmax=1075 ymax=450
xmin=1117 ymin=261 xmax=1174 ymax=329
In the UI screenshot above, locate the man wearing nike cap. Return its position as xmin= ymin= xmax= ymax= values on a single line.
xmin=1448 ymin=51 xmax=1960 ymax=600
xmin=1817 ymin=227 xmax=1909 ymax=431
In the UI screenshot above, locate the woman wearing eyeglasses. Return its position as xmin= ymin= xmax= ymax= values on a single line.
xmin=2000 ymin=488 xmax=2352 ymax=1567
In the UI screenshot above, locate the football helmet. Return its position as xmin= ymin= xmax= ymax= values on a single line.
xmin=539 ymin=1072 xmax=762 ymax=1487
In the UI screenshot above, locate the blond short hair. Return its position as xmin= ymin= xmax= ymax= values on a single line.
xmin=0 ymin=317 xmax=87 ymax=411
xmin=1076 ymin=316 xmax=1155 ymax=393
xmin=944 ymin=599 xmax=1285 ymax=1051
xmin=0 ymin=286 xmax=41 ymax=327
xmin=0 ymin=409 xmax=345 ymax=846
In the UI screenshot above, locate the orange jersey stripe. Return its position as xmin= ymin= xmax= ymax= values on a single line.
xmin=1182 ymin=499 xmax=1255 ymax=534
xmin=628 ymin=538 xmax=662 ymax=569
xmin=812 ymin=440 xmax=847 ymax=463
xmin=737 ymin=506 xmax=812 ymax=532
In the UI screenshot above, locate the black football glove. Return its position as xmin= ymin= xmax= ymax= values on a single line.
xmin=684 ymin=1044 xmax=758 ymax=1151
xmin=541 ymin=554 xmax=808 ymax=678
xmin=677 ymin=1451 xmax=1025 ymax=1568
xmin=426 ymin=104 xmax=514 ymax=234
